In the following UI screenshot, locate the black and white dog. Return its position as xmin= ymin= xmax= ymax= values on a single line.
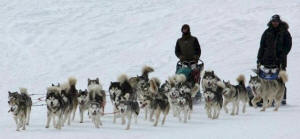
xmin=129 ymin=66 xmax=154 ymax=99
xmin=148 ymin=78 xmax=170 ymax=126
xmin=59 ymin=77 xmax=78 ymax=126
xmin=8 ymin=88 xmax=32 ymax=131
xmin=45 ymin=86 xmax=66 ymax=129
xmin=167 ymin=74 xmax=199 ymax=123
xmin=77 ymin=89 xmax=89 ymax=123
xmin=203 ymin=83 xmax=224 ymax=120
xmin=202 ymin=70 xmax=221 ymax=92
xmin=113 ymin=74 xmax=140 ymax=130
xmin=88 ymin=78 xmax=106 ymax=128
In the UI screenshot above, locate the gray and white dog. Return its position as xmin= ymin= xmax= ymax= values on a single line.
xmin=222 ymin=75 xmax=249 ymax=115
xmin=249 ymin=70 xmax=288 ymax=112
xmin=202 ymin=70 xmax=221 ymax=92
xmin=88 ymin=78 xmax=106 ymax=127
xmin=8 ymin=88 xmax=32 ymax=131
xmin=45 ymin=86 xmax=66 ymax=130
xmin=59 ymin=77 xmax=78 ymax=126
xmin=129 ymin=66 xmax=154 ymax=99
xmin=114 ymin=74 xmax=140 ymax=130
xmin=141 ymin=77 xmax=170 ymax=126
xmin=203 ymin=84 xmax=223 ymax=120
xmin=167 ymin=74 xmax=199 ymax=123
xmin=77 ymin=89 xmax=89 ymax=123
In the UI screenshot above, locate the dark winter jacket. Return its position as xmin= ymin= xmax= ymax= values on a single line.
xmin=257 ymin=21 xmax=292 ymax=69
xmin=175 ymin=33 xmax=201 ymax=61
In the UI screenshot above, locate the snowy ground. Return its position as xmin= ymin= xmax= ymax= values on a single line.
xmin=1 ymin=0 xmax=300 ymax=138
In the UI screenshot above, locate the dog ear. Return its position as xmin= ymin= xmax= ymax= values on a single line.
xmin=57 ymin=83 xmax=60 ymax=87
xmin=212 ymin=71 xmax=214 ymax=75
xmin=52 ymin=84 xmax=55 ymax=86
xmin=8 ymin=91 xmax=11 ymax=94
xmin=96 ymin=78 xmax=99 ymax=83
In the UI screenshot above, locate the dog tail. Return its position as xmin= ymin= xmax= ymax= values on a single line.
xmin=175 ymin=74 xmax=186 ymax=83
xmin=118 ymin=74 xmax=129 ymax=84
xmin=168 ymin=76 xmax=176 ymax=87
xmin=279 ymin=70 xmax=288 ymax=83
xmin=149 ymin=77 xmax=160 ymax=94
xmin=68 ymin=77 xmax=77 ymax=87
xmin=216 ymin=81 xmax=225 ymax=89
xmin=142 ymin=66 xmax=154 ymax=77
xmin=236 ymin=74 xmax=246 ymax=88
xmin=19 ymin=88 xmax=28 ymax=95
xmin=191 ymin=84 xmax=200 ymax=98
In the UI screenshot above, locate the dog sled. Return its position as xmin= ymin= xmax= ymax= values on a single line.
xmin=176 ymin=59 xmax=204 ymax=103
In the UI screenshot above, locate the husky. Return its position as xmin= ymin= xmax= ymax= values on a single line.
xmin=203 ymin=82 xmax=224 ymax=120
xmin=202 ymin=70 xmax=221 ymax=92
xmin=109 ymin=82 xmax=122 ymax=104
xmin=113 ymin=74 xmax=140 ymax=130
xmin=58 ymin=77 xmax=78 ymax=126
xmin=138 ymin=77 xmax=161 ymax=122
xmin=45 ymin=86 xmax=66 ymax=129
xmin=249 ymin=70 xmax=288 ymax=111
xmin=112 ymin=74 xmax=137 ymax=124
xmin=129 ymin=66 xmax=154 ymax=98
xmin=221 ymin=75 xmax=249 ymax=115
xmin=88 ymin=78 xmax=106 ymax=115
xmin=77 ymin=89 xmax=89 ymax=123
xmin=148 ymin=78 xmax=170 ymax=126
xmin=167 ymin=75 xmax=182 ymax=117
xmin=167 ymin=74 xmax=199 ymax=120
xmin=8 ymin=88 xmax=32 ymax=131
xmin=115 ymin=93 xmax=140 ymax=130
xmin=88 ymin=102 xmax=103 ymax=128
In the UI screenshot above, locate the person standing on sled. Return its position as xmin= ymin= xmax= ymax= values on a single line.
xmin=175 ymin=24 xmax=202 ymax=100
xmin=254 ymin=14 xmax=292 ymax=105
xmin=175 ymin=24 xmax=201 ymax=64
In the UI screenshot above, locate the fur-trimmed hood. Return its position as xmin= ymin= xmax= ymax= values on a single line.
xmin=267 ymin=21 xmax=289 ymax=31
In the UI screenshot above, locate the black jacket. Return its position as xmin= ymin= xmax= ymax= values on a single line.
xmin=257 ymin=21 xmax=292 ymax=69
xmin=175 ymin=33 xmax=201 ymax=61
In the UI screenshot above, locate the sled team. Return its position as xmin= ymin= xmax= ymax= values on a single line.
xmin=8 ymin=14 xmax=292 ymax=131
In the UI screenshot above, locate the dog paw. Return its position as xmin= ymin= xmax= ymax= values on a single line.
xmin=274 ymin=108 xmax=278 ymax=112
xmin=45 ymin=125 xmax=49 ymax=128
xmin=16 ymin=129 xmax=20 ymax=131
xmin=80 ymin=121 xmax=83 ymax=123
xmin=125 ymin=127 xmax=130 ymax=130
xmin=230 ymin=113 xmax=235 ymax=116
xmin=260 ymin=109 xmax=266 ymax=112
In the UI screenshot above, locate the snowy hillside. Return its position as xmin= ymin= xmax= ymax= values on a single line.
xmin=1 ymin=0 xmax=300 ymax=138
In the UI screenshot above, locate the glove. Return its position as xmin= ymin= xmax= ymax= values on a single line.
xmin=179 ymin=55 xmax=184 ymax=61
xmin=193 ymin=55 xmax=200 ymax=61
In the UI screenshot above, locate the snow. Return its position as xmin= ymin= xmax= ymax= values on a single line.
xmin=1 ymin=0 xmax=300 ymax=138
